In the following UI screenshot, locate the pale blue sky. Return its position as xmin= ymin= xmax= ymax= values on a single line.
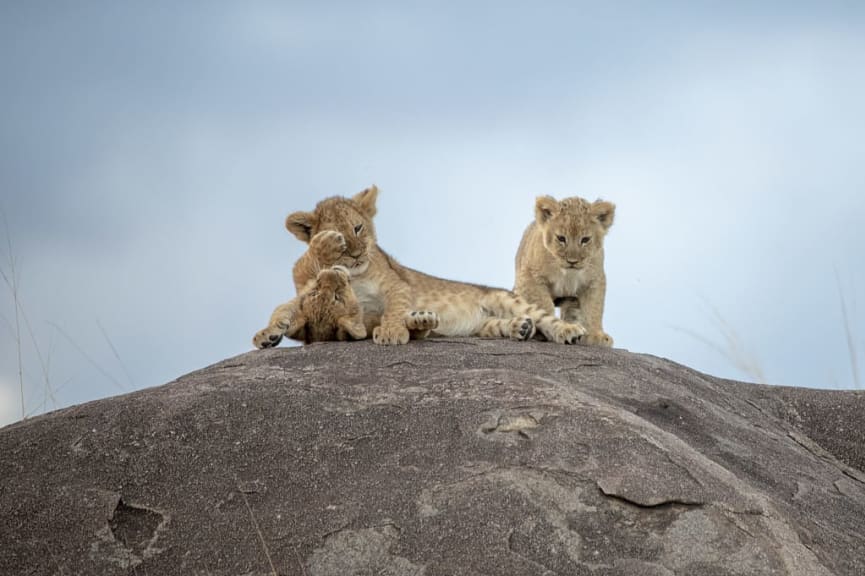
xmin=2 ymin=1 xmax=864 ymax=426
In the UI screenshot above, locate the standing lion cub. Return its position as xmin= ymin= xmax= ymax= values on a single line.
xmin=514 ymin=195 xmax=615 ymax=346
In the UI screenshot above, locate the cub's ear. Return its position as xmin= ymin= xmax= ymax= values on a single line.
xmin=284 ymin=312 xmax=308 ymax=341
xmin=535 ymin=196 xmax=559 ymax=224
xmin=591 ymin=200 xmax=615 ymax=230
xmin=338 ymin=315 xmax=368 ymax=340
xmin=352 ymin=185 xmax=379 ymax=218
xmin=285 ymin=211 xmax=318 ymax=243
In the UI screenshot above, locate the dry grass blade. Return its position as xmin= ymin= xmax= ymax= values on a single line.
xmin=670 ymin=297 xmax=767 ymax=385
xmin=48 ymin=322 xmax=125 ymax=392
xmin=294 ymin=546 xmax=309 ymax=576
xmin=705 ymin=302 xmax=767 ymax=384
xmin=1 ymin=212 xmax=25 ymax=419
xmin=835 ymin=268 xmax=860 ymax=389
xmin=236 ymin=477 xmax=278 ymax=576
xmin=97 ymin=318 xmax=135 ymax=388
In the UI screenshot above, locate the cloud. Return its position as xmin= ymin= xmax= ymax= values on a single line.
xmin=0 ymin=0 xmax=863 ymax=434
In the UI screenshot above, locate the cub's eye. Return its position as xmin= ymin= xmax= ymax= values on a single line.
xmin=556 ymin=235 xmax=567 ymax=245
xmin=334 ymin=293 xmax=342 ymax=303
xmin=580 ymin=236 xmax=591 ymax=245
xmin=354 ymin=223 xmax=363 ymax=235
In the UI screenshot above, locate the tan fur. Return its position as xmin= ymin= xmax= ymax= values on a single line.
xmin=252 ymin=266 xmax=438 ymax=348
xmin=253 ymin=265 xmax=440 ymax=348
xmin=253 ymin=266 xmax=366 ymax=347
xmin=285 ymin=186 xmax=586 ymax=345
xmin=515 ymin=195 xmax=615 ymax=347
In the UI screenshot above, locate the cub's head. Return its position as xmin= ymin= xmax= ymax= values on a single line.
xmin=535 ymin=196 xmax=615 ymax=269
xmin=291 ymin=266 xmax=366 ymax=344
xmin=285 ymin=185 xmax=379 ymax=276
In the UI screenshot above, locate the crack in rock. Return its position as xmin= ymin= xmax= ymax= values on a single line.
xmin=596 ymin=484 xmax=704 ymax=510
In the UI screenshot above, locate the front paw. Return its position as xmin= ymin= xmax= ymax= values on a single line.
xmin=309 ymin=230 xmax=346 ymax=266
xmin=253 ymin=326 xmax=285 ymax=349
xmin=405 ymin=310 xmax=439 ymax=331
xmin=551 ymin=321 xmax=586 ymax=345
xmin=578 ymin=331 xmax=614 ymax=347
xmin=372 ymin=324 xmax=410 ymax=345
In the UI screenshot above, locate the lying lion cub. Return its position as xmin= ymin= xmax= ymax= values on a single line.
xmin=279 ymin=186 xmax=585 ymax=345
xmin=253 ymin=265 xmax=438 ymax=347
xmin=515 ymin=195 xmax=615 ymax=346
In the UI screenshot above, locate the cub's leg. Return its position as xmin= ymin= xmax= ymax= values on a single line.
xmin=557 ymin=297 xmax=583 ymax=324
xmin=406 ymin=310 xmax=439 ymax=340
xmin=514 ymin=279 xmax=590 ymax=343
xmin=558 ymin=298 xmax=611 ymax=345
xmin=309 ymin=230 xmax=347 ymax=264
xmin=253 ymin=299 xmax=301 ymax=349
xmin=482 ymin=291 xmax=584 ymax=344
xmin=372 ymin=284 xmax=412 ymax=345
xmin=573 ymin=278 xmax=613 ymax=347
xmin=336 ymin=316 xmax=368 ymax=341
xmin=292 ymin=231 xmax=347 ymax=291
xmin=362 ymin=310 xmax=438 ymax=340
xmin=513 ymin=278 xmax=557 ymax=316
xmin=477 ymin=317 xmax=536 ymax=340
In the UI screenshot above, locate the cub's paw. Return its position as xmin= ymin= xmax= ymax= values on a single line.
xmin=578 ymin=331 xmax=614 ymax=347
xmin=551 ymin=321 xmax=586 ymax=345
xmin=309 ymin=230 xmax=346 ymax=266
xmin=510 ymin=316 xmax=536 ymax=341
xmin=406 ymin=310 xmax=439 ymax=331
xmin=253 ymin=326 xmax=285 ymax=349
xmin=373 ymin=324 xmax=410 ymax=345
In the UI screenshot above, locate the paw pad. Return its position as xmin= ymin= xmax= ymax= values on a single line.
xmin=406 ymin=310 xmax=439 ymax=331
xmin=511 ymin=317 xmax=535 ymax=340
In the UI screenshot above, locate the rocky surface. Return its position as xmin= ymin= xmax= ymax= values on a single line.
xmin=1 ymin=339 xmax=864 ymax=575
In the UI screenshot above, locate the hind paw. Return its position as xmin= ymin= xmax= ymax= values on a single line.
xmin=551 ymin=321 xmax=586 ymax=345
xmin=510 ymin=316 xmax=536 ymax=340
xmin=406 ymin=310 xmax=439 ymax=331
xmin=253 ymin=325 xmax=285 ymax=349
xmin=578 ymin=331 xmax=614 ymax=347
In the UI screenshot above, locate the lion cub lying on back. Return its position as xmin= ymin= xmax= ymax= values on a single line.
xmin=253 ymin=265 xmax=439 ymax=347
xmin=279 ymin=186 xmax=585 ymax=345
xmin=515 ymin=195 xmax=615 ymax=346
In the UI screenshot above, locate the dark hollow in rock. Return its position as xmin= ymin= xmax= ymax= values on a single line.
xmin=109 ymin=499 xmax=164 ymax=554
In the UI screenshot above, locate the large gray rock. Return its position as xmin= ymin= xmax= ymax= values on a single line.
xmin=1 ymin=339 xmax=864 ymax=575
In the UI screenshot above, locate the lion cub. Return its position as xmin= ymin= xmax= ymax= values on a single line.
xmin=515 ymin=195 xmax=615 ymax=346
xmin=253 ymin=265 xmax=439 ymax=347
xmin=284 ymin=186 xmax=585 ymax=345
